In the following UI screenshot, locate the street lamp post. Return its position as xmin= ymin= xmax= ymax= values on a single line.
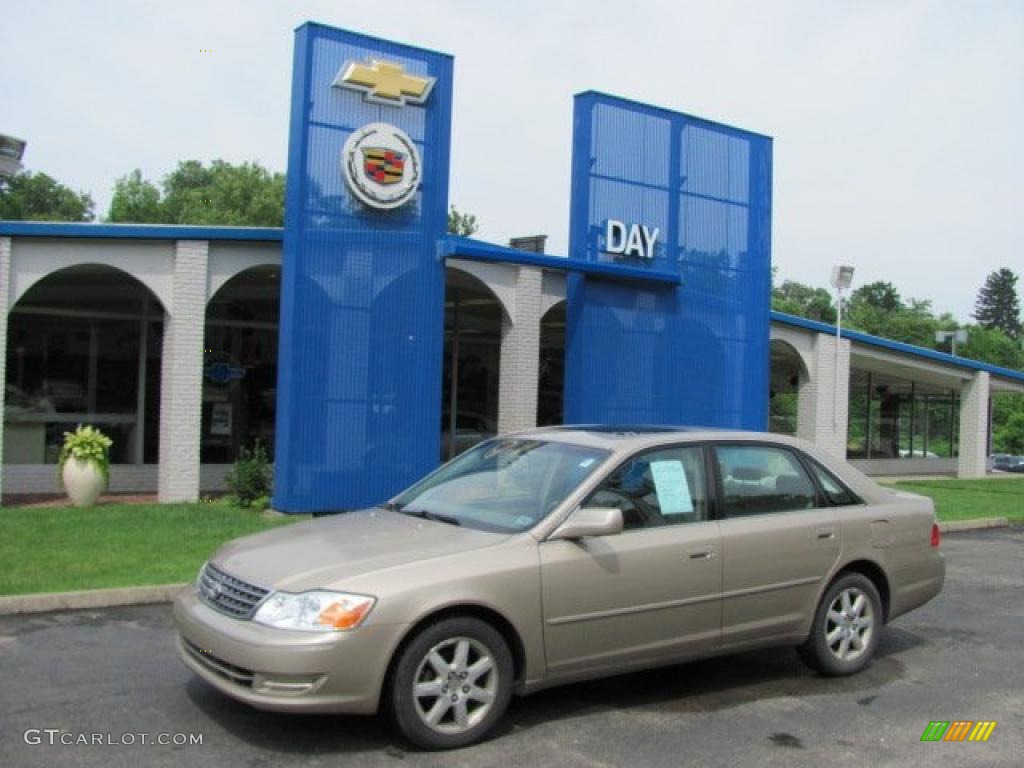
xmin=830 ymin=265 xmax=855 ymax=428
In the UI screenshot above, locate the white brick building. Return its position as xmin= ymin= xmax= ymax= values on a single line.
xmin=1 ymin=223 xmax=1022 ymax=503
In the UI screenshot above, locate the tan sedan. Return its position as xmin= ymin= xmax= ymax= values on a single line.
xmin=175 ymin=427 xmax=944 ymax=749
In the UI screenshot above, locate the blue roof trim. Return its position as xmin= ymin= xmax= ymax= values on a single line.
xmin=0 ymin=221 xmax=284 ymax=242
xmin=771 ymin=311 xmax=1024 ymax=383
xmin=441 ymin=235 xmax=681 ymax=286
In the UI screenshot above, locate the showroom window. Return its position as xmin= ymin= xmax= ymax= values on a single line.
xmin=441 ymin=268 xmax=502 ymax=461
xmin=847 ymin=370 xmax=960 ymax=460
xmin=4 ymin=265 xmax=162 ymax=465
xmin=538 ymin=301 xmax=565 ymax=427
xmin=201 ymin=266 xmax=280 ymax=464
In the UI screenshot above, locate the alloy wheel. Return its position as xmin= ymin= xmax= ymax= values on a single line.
xmin=411 ymin=636 xmax=499 ymax=735
xmin=825 ymin=586 xmax=875 ymax=662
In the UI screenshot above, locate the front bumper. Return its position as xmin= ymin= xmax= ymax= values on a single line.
xmin=173 ymin=586 xmax=409 ymax=714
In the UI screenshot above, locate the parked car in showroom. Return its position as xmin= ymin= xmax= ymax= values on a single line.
xmin=175 ymin=426 xmax=945 ymax=749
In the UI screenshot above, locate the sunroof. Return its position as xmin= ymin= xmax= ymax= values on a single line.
xmin=542 ymin=424 xmax=705 ymax=435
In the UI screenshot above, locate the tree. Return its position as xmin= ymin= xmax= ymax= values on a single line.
xmin=771 ymin=279 xmax=836 ymax=323
xmin=447 ymin=205 xmax=478 ymax=236
xmin=959 ymin=326 xmax=1024 ymax=371
xmin=993 ymin=396 xmax=1024 ymax=454
xmin=160 ymin=160 xmax=285 ymax=226
xmin=844 ymin=285 xmax=948 ymax=348
xmin=108 ymin=169 xmax=163 ymax=223
xmin=973 ymin=268 xmax=1021 ymax=340
xmin=0 ymin=171 xmax=94 ymax=221
xmin=850 ymin=281 xmax=902 ymax=313
xmin=105 ymin=160 xmax=285 ymax=226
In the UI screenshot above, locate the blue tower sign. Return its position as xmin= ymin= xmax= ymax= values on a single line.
xmin=565 ymin=92 xmax=772 ymax=430
xmin=274 ymin=25 xmax=453 ymax=512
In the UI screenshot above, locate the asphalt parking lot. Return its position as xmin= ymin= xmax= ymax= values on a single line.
xmin=2 ymin=528 xmax=1021 ymax=768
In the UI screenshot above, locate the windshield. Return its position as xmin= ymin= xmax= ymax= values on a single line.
xmin=391 ymin=438 xmax=609 ymax=533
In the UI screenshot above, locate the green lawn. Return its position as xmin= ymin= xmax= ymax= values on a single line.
xmin=889 ymin=477 xmax=1024 ymax=524
xmin=0 ymin=501 xmax=303 ymax=596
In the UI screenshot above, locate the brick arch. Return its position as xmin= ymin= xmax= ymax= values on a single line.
xmin=10 ymin=244 xmax=173 ymax=314
xmin=206 ymin=244 xmax=281 ymax=303
xmin=445 ymin=260 xmax=514 ymax=325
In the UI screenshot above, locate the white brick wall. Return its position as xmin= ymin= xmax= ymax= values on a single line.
xmin=957 ymin=371 xmax=990 ymax=478
xmin=0 ymin=238 xmax=10 ymax=500
xmin=157 ymin=241 xmax=209 ymax=502
xmin=497 ymin=266 xmax=543 ymax=434
xmin=796 ymin=333 xmax=851 ymax=458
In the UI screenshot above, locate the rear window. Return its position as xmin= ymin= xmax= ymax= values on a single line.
xmin=807 ymin=460 xmax=860 ymax=506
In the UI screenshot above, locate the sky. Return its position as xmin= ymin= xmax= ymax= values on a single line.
xmin=2 ymin=0 xmax=1022 ymax=322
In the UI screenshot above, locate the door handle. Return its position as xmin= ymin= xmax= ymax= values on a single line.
xmin=816 ymin=527 xmax=836 ymax=540
xmin=688 ymin=549 xmax=716 ymax=560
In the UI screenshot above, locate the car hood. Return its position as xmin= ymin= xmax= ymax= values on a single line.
xmin=212 ymin=508 xmax=509 ymax=593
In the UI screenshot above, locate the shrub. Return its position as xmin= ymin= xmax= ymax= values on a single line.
xmin=225 ymin=441 xmax=273 ymax=508
xmin=58 ymin=425 xmax=113 ymax=484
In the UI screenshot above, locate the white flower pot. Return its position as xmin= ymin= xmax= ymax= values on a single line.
xmin=62 ymin=458 xmax=107 ymax=507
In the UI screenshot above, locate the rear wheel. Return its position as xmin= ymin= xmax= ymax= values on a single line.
xmin=390 ymin=617 xmax=513 ymax=750
xmin=798 ymin=572 xmax=881 ymax=676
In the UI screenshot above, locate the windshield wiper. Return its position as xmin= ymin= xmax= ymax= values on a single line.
xmin=398 ymin=508 xmax=462 ymax=527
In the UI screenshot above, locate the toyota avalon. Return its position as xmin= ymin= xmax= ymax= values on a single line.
xmin=175 ymin=427 xmax=945 ymax=749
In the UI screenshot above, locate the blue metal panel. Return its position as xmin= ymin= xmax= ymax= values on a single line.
xmin=565 ymin=92 xmax=773 ymax=430
xmin=0 ymin=221 xmax=283 ymax=241
xmin=274 ymin=24 xmax=453 ymax=512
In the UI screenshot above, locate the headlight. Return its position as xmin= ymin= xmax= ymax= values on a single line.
xmin=252 ymin=591 xmax=376 ymax=632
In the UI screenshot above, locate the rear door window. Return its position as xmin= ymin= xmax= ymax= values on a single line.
xmin=715 ymin=445 xmax=818 ymax=517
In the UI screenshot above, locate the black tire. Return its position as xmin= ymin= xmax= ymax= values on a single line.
xmin=389 ymin=617 xmax=514 ymax=750
xmin=798 ymin=572 xmax=882 ymax=676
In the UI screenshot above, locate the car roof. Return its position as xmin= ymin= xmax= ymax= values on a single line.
xmin=511 ymin=424 xmax=789 ymax=452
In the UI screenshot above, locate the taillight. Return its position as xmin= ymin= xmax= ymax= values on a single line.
xmin=931 ymin=523 xmax=941 ymax=548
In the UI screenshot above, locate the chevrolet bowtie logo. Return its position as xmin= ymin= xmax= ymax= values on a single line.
xmin=332 ymin=59 xmax=435 ymax=107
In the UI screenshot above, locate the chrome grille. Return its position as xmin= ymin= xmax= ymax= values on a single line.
xmin=197 ymin=562 xmax=269 ymax=619
xmin=182 ymin=636 xmax=254 ymax=688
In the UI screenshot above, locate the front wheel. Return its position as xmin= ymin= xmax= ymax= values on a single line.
xmin=389 ymin=617 xmax=514 ymax=750
xmin=798 ymin=573 xmax=882 ymax=676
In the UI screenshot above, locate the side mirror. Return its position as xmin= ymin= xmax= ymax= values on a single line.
xmin=549 ymin=507 xmax=624 ymax=541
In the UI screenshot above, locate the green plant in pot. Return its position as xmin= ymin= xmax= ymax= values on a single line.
xmin=58 ymin=425 xmax=113 ymax=507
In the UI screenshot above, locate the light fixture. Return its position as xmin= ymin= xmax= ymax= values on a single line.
xmin=935 ymin=329 xmax=968 ymax=357
xmin=0 ymin=134 xmax=26 ymax=176
xmin=830 ymin=265 xmax=855 ymax=292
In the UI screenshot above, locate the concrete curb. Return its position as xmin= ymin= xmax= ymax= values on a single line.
xmin=938 ymin=517 xmax=1009 ymax=533
xmin=0 ymin=583 xmax=187 ymax=616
